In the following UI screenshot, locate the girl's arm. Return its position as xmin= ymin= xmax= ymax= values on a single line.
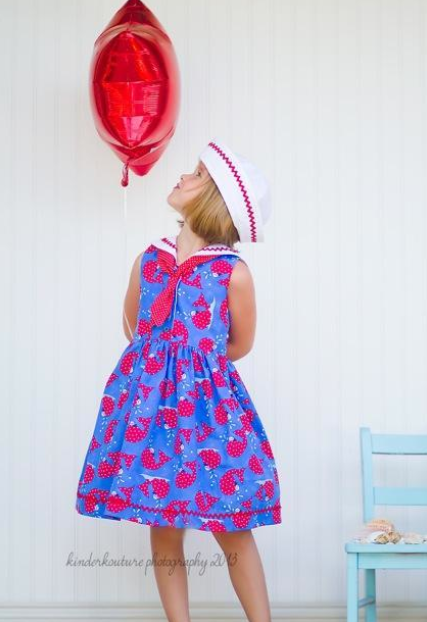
xmin=123 ymin=252 xmax=143 ymax=341
xmin=226 ymin=260 xmax=256 ymax=362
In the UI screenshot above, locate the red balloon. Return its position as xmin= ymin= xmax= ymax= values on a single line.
xmin=89 ymin=0 xmax=181 ymax=186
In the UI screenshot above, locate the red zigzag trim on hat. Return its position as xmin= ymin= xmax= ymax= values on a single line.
xmin=208 ymin=141 xmax=258 ymax=242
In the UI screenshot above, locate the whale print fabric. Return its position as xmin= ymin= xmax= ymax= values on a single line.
xmin=75 ymin=235 xmax=282 ymax=531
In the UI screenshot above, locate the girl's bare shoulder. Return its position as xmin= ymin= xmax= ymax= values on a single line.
xmin=229 ymin=257 xmax=254 ymax=286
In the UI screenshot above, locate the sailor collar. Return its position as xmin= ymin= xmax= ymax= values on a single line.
xmin=151 ymin=235 xmax=241 ymax=267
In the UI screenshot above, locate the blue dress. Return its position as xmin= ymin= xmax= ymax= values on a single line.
xmin=75 ymin=235 xmax=282 ymax=531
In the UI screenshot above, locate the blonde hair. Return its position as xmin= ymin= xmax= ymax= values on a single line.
xmin=176 ymin=175 xmax=240 ymax=248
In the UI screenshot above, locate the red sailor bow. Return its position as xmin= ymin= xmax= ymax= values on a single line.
xmin=150 ymin=249 xmax=214 ymax=327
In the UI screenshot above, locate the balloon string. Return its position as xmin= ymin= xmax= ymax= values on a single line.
xmin=123 ymin=185 xmax=133 ymax=339
xmin=123 ymin=183 xmax=128 ymax=284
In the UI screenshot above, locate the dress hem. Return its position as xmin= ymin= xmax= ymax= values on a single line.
xmin=75 ymin=494 xmax=282 ymax=532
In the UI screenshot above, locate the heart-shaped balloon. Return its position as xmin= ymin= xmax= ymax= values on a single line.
xmin=89 ymin=0 xmax=181 ymax=186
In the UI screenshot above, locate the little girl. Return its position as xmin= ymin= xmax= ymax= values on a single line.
xmin=75 ymin=137 xmax=282 ymax=622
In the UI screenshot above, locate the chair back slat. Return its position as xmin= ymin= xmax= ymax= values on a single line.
xmin=371 ymin=434 xmax=427 ymax=455
xmin=374 ymin=486 xmax=427 ymax=506
xmin=360 ymin=427 xmax=427 ymax=522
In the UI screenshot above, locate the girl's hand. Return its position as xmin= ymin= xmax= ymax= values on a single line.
xmin=226 ymin=259 xmax=256 ymax=361
xmin=123 ymin=252 xmax=143 ymax=341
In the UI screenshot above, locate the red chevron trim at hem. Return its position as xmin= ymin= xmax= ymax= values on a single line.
xmin=77 ymin=491 xmax=281 ymax=519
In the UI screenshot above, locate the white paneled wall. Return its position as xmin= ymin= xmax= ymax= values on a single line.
xmin=1 ymin=0 xmax=427 ymax=619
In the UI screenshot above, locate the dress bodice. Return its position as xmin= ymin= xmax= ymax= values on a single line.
xmin=134 ymin=235 xmax=244 ymax=357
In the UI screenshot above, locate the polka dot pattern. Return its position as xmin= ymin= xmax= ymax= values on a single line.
xmin=150 ymin=250 xmax=219 ymax=327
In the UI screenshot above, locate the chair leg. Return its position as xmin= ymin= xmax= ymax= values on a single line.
xmin=347 ymin=553 xmax=359 ymax=622
xmin=365 ymin=568 xmax=377 ymax=622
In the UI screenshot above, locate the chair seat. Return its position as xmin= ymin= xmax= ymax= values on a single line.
xmin=345 ymin=540 xmax=427 ymax=553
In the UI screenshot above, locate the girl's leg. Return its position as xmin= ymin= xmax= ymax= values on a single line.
xmin=150 ymin=526 xmax=191 ymax=622
xmin=212 ymin=529 xmax=271 ymax=622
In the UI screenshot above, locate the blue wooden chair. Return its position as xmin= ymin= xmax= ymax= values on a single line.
xmin=345 ymin=426 xmax=427 ymax=621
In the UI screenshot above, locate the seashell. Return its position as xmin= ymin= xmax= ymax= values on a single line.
xmin=374 ymin=533 xmax=391 ymax=544
xmin=366 ymin=530 xmax=389 ymax=544
xmin=387 ymin=531 xmax=403 ymax=544
xmin=402 ymin=532 xmax=424 ymax=544
xmin=365 ymin=518 xmax=395 ymax=533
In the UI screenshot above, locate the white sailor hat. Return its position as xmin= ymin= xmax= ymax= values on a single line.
xmin=198 ymin=137 xmax=272 ymax=243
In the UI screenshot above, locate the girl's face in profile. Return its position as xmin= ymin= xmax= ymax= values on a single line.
xmin=167 ymin=160 xmax=211 ymax=212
